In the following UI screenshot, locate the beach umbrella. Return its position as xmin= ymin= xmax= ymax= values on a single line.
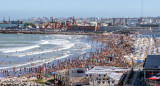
xmin=136 ymin=35 xmax=139 ymax=37
xmin=87 ymin=65 xmax=91 ymax=68
xmin=50 ymin=72 xmax=55 ymax=74
xmin=148 ymin=76 xmax=157 ymax=86
xmin=148 ymin=76 xmax=158 ymax=80
xmin=136 ymin=60 xmax=143 ymax=63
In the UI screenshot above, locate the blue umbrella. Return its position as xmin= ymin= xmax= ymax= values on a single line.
xmin=136 ymin=60 xmax=143 ymax=63
xmin=143 ymin=35 xmax=145 ymax=37
xmin=136 ymin=35 xmax=139 ymax=37
xmin=50 ymin=72 xmax=55 ymax=74
xmin=49 ymin=71 xmax=55 ymax=74
xmin=87 ymin=65 xmax=91 ymax=68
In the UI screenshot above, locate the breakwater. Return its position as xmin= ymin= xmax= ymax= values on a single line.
xmin=0 ymin=30 xmax=96 ymax=35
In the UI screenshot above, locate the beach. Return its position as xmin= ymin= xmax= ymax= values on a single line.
xmin=0 ymin=34 xmax=104 ymax=77
xmin=8 ymin=33 xmax=133 ymax=76
xmin=1 ymin=32 xmax=160 ymax=85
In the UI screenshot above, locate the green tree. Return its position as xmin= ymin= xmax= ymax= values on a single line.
xmin=24 ymin=23 xmax=36 ymax=28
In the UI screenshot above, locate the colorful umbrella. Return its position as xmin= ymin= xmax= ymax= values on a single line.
xmin=148 ymin=76 xmax=157 ymax=80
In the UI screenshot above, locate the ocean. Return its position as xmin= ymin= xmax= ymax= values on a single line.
xmin=0 ymin=34 xmax=104 ymax=71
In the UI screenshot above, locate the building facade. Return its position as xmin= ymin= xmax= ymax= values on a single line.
xmin=67 ymin=26 xmax=97 ymax=32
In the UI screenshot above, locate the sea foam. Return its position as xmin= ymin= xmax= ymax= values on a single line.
xmin=0 ymin=45 xmax=39 ymax=53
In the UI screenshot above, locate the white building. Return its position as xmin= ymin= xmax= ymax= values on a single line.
xmin=90 ymin=22 xmax=97 ymax=26
xmin=85 ymin=66 xmax=130 ymax=86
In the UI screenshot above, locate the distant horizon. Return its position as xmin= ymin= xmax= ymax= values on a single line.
xmin=1 ymin=16 xmax=160 ymax=21
xmin=0 ymin=0 xmax=160 ymax=20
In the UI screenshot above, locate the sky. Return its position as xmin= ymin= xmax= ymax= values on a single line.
xmin=0 ymin=0 xmax=160 ymax=20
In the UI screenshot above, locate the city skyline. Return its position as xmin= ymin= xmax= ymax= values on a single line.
xmin=0 ymin=0 xmax=160 ymax=20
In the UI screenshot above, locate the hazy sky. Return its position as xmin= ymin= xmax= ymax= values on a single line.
xmin=0 ymin=0 xmax=159 ymax=20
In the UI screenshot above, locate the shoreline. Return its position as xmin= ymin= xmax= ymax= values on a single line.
xmin=0 ymin=34 xmax=104 ymax=77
